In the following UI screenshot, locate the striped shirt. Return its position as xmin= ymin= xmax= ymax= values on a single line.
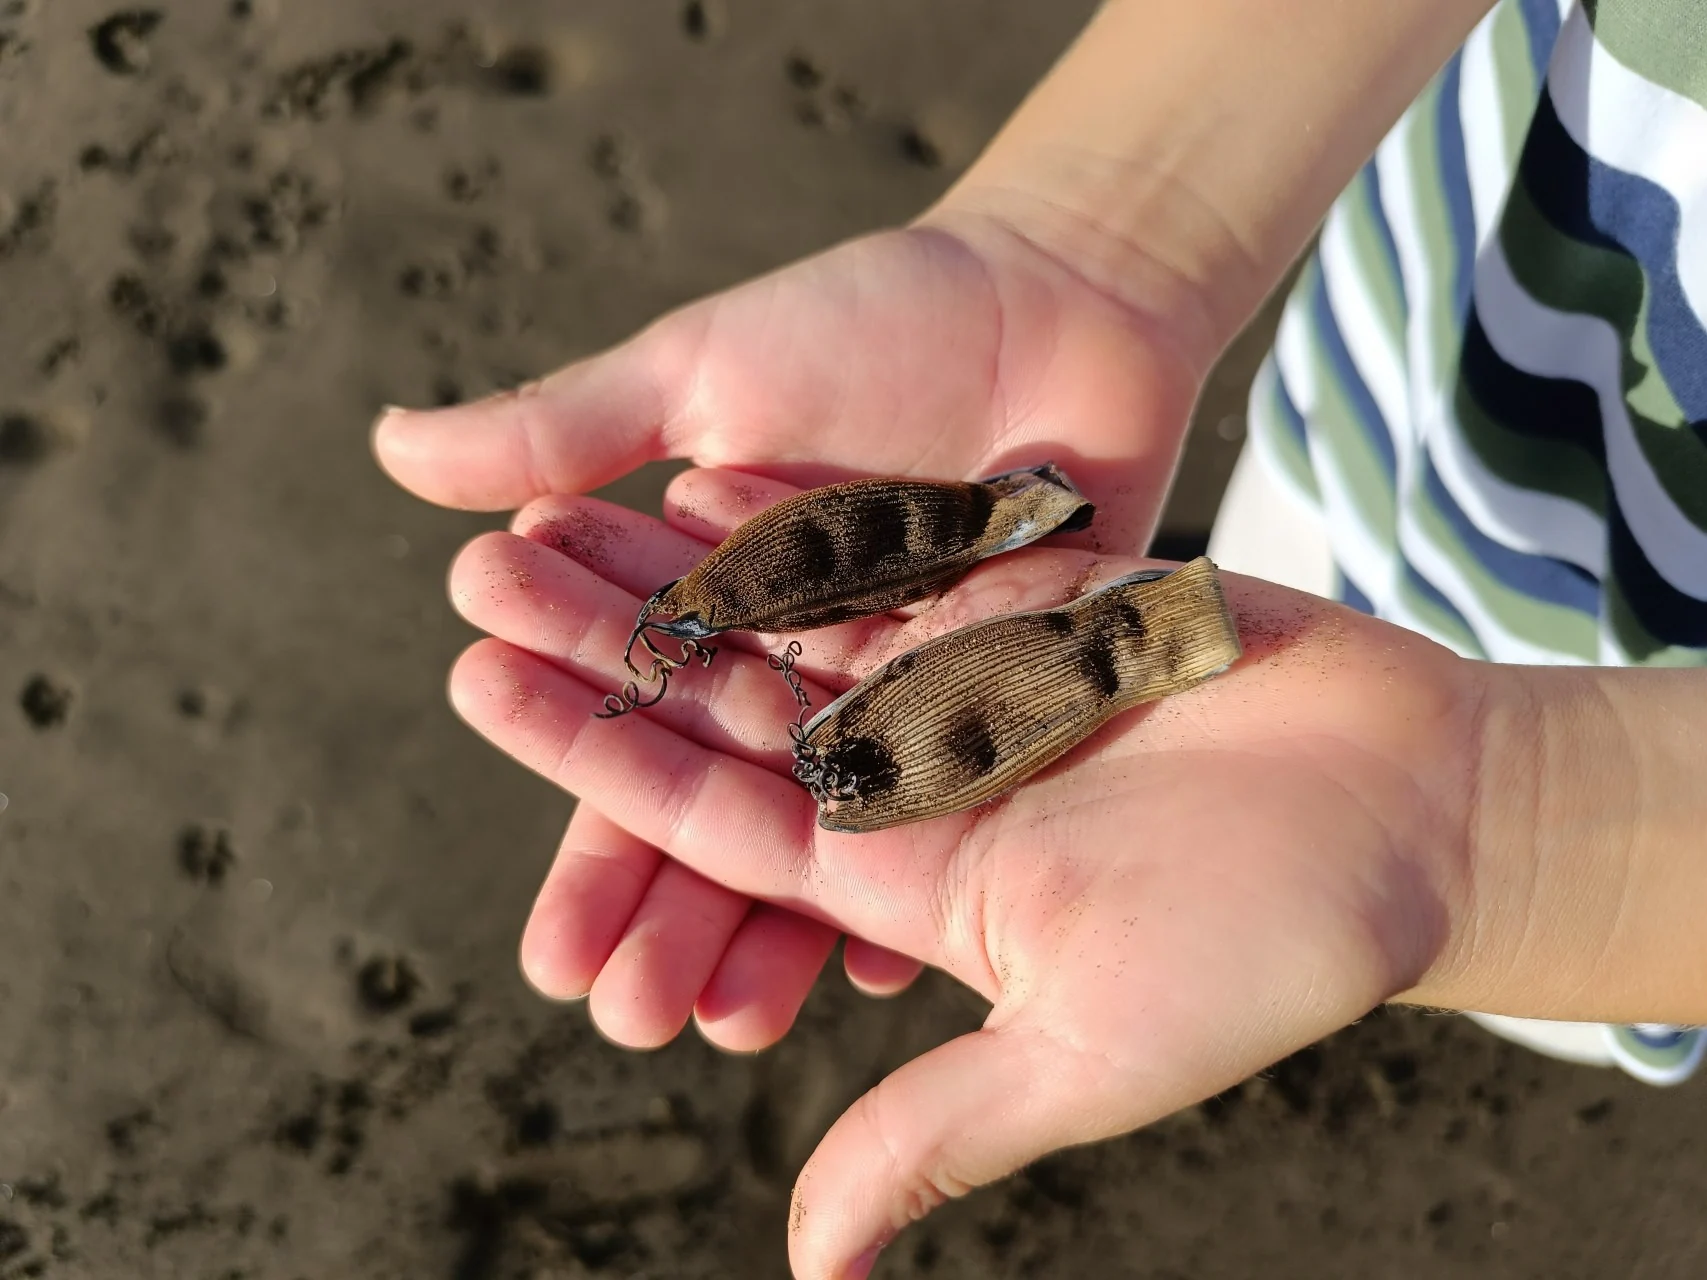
xmin=1247 ymin=0 xmax=1707 ymax=1081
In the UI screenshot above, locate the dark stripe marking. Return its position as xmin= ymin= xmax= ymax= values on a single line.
xmin=943 ymin=708 xmax=1000 ymax=777
xmin=1112 ymin=597 xmax=1147 ymax=640
xmin=824 ymin=737 xmax=900 ymax=797
xmin=849 ymin=500 xmax=914 ymax=566
xmin=1077 ymin=637 xmax=1121 ymax=698
xmin=1041 ymin=611 xmax=1075 ymax=637
xmin=790 ymin=517 xmax=838 ymax=583
xmin=927 ymin=485 xmax=997 ymax=552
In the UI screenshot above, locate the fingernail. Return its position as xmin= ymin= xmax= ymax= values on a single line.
xmin=370 ymin=407 xmax=414 ymax=457
xmin=846 ymin=1245 xmax=884 ymax=1280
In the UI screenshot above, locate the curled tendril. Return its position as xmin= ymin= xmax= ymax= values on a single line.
xmin=770 ymin=642 xmax=835 ymax=797
xmin=767 ymin=641 xmax=812 ymax=728
xmin=594 ymin=636 xmax=718 ymax=719
xmin=793 ymin=749 xmax=864 ymax=804
xmin=596 ymin=674 xmax=670 ymax=719
xmin=772 ymin=645 xmax=864 ymax=803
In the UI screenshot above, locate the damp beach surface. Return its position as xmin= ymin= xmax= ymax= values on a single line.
xmin=1 ymin=2 xmax=1704 ymax=1278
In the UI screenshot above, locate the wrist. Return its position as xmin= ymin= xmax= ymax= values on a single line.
xmin=918 ymin=172 xmax=1239 ymax=381
xmin=1409 ymin=664 xmax=1707 ymax=1025
xmin=916 ymin=0 xmax=1500 ymax=373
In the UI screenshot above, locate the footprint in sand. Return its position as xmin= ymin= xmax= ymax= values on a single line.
xmin=680 ymin=0 xmax=725 ymax=42
xmin=153 ymin=394 xmax=208 ymax=449
xmin=178 ymin=823 xmax=238 ymax=885
xmin=445 ymin=1124 xmax=716 ymax=1274
xmin=898 ymin=123 xmax=944 ymax=169
xmin=89 ymin=10 xmax=163 ymax=77
xmin=784 ymin=52 xmax=866 ymax=133
xmin=481 ymin=45 xmax=554 ymax=98
xmin=0 ymin=412 xmax=67 ymax=466
xmin=162 ymin=896 xmax=423 ymax=1069
xmin=585 ymin=132 xmax=665 ymax=236
xmin=18 ymin=674 xmax=73 ymax=729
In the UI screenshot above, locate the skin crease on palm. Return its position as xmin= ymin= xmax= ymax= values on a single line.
xmin=370 ymin=215 xmax=1503 ymax=1279
xmin=435 ymin=471 xmax=1487 ymax=1279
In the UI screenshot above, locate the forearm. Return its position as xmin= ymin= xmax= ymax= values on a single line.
xmin=1430 ymin=666 xmax=1707 ymax=1024
xmin=925 ymin=0 xmax=1498 ymax=370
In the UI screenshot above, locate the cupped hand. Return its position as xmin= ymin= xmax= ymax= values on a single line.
xmin=437 ymin=465 xmax=1491 ymax=1280
xmin=371 ymin=215 xmax=1208 ymax=554
xmin=372 ymin=211 xmax=1214 ymax=1095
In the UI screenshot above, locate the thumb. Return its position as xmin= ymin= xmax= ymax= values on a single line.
xmin=786 ymin=1022 xmax=1115 ymax=1280
xmin=370 ymin=320 xmax=697 ymax=511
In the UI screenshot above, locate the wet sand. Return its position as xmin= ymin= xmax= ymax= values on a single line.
xmin=3 ymin=2 xmax=1705 ymax=1276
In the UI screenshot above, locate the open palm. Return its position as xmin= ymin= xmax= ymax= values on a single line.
xmin=373 ymin=220 xmax=1205 ymax=552
xmin=375 ymin=224 xmax=1485 ymax=1279
xmin=434 ymin=467 xmax=1481 ymax=1280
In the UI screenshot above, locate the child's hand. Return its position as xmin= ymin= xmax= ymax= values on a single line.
xmin=372 ymin=218 xmax=1207 ymax=555
xmin=436 ymin=466 xmax=1489 ymax=1280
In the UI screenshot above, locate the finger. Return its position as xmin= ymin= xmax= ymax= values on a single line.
xmin=524 ymin=803 xmax=839 ymax=1046
xmin=587 ymin=857 xmax=752 ymax=1050
xmin=515 ymin=470 xmax=804 ymax=582
xmin=514 ymin=493 xmax=715 ymax=591
xmin=449 ymin=637 xmax=820 ymax=897
xmin=371 ymin=324 xmax=694 ymax=510
xmin=788 ymin=1024 xmax=1112 ymax=1280
xmin=448 ymin=531 xmax=832 ymax=768
xmin=661 ymin=466 xmax=801 ymax=543
xmin=694 ymin=907 xmax=840 ymax=1053
xmin=520 ymin=804 xmax=662 ymax=1000
xmin=789 ymin=808 xmax=1401 ymax=1280
xmin=448 ymin=638 xmax=964 ymax=969
xmin=842 ymin=939 xmax=925 ymax=998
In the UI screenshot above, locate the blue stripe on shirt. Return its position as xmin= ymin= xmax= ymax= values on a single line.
xmin=1419 ymin=449 xmax=1602 ymax=613
xmin=1520 ymin=89 xmax=1707 ymax=426
xmin=1519 ymin=0 xmax=1564 ymax=80
xmin=1361 ymin=162 xmax=1411 ymax=319
xmin=1339 ymin=571 xmax=1376 ymax=616
xmin=1435 ymin=56 xmax=1478 ymax=318
xmin=1403 ymin=558 xmax=1483 ymax=642
xmin=1310 ymin=263 xmax=1398 ymax=482
xmin=1268 ymin=354 xmax=1312 ymax=461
